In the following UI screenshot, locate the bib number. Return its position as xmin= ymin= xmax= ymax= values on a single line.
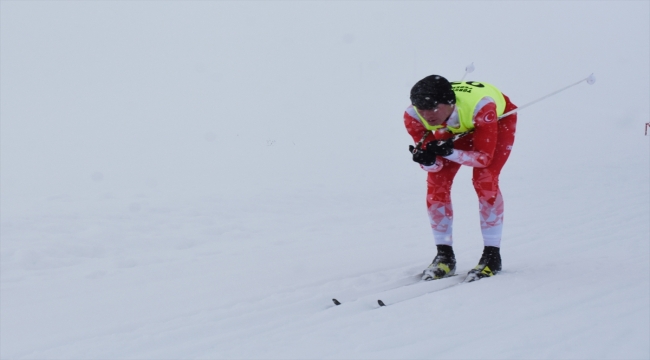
xmin=451 ymin=81 xmax=485 ymax=93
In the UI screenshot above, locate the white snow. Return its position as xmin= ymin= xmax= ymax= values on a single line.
xmin=1 ymin=1 xmax=649 ymax=359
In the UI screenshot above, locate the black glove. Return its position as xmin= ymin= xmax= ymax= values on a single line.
xmin=425 ymin=139 xmax=454 ymax=157
xmin=408 ymin=139 xmax=454 ymax=166
xmin=409 ymin=144 xmax=436 ymax=166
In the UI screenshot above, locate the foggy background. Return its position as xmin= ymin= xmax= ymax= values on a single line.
xmin=2 ymin=1 xmax=648 ymax=216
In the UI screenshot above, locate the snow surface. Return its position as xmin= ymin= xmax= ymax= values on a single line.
xmin=1 ymin=1 xmax=649 ymax=359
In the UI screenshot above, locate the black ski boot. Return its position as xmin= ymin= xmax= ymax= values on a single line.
xmin=422 ymin=245 xmax=457 ymax=280
xmin=465 ymin=246 xmax=502 ymax=282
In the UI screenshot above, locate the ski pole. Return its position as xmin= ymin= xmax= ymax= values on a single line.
xmin=498 ymin=73 xmax=596 ymax=119
xmin=416 ymin=72 xmax=596 ymax=144
xmin=414 ymin=130 xmax=430 ymax=150
xmin=448 ymin=73 xmax=596 ymax=142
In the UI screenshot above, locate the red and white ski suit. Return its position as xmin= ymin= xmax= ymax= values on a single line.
xmin=404 ymin=95 xmax=517 ymax=247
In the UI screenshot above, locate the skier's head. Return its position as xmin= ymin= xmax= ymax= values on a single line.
xmin=410 ymin=75 xmax=456 ymax=110
xmin=410 ymin=75 xmax=456 ymax=127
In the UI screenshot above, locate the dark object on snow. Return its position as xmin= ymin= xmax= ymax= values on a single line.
xmin=332 ymin=298 xmax=341 ymax=306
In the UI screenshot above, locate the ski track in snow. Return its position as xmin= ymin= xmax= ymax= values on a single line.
xmin=2 ymin=166 xmax=648 ymax=359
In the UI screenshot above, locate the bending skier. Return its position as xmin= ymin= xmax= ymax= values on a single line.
xmin=404 ymin=75 xmax=518 ymax=282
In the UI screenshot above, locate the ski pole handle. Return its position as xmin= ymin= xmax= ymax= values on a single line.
xmin=459 ymin=62 xmax=474 ymax=82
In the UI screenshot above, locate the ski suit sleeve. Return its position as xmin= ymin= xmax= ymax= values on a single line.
xmin=443 ymin=100 xmax=498 ymax=168
xmin=404 ymin=108 xmax=443 ymax=172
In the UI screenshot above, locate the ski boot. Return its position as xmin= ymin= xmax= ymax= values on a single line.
xmin=422 ymin=245 xmax=456 ymax=280
xmin=465 ymin=246 xmax=502 ymax=282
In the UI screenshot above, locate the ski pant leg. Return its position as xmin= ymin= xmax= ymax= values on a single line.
xmin=472 ymin=115 xmax=517 ymax=248
xmin=426 ymin=160 xmax=461 ymax=246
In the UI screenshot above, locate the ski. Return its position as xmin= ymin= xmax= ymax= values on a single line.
xmin=332 ymin=273 xmax=464 ymax=307
xmin=376 ymin=279 xmax=463 ymax=307
xmin=330 ymin=272 xmax=424 ymax=306
xmin=376 ymin=272 xmax=497 ymax=306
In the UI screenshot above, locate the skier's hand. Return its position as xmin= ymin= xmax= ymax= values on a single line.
xmin=424 ymin=139 xmax=454 ymax=157
xmin=409 ymin=144 xmax=436 ymax=166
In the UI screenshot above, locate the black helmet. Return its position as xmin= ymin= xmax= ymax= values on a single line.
xmin=410 ymin=75 xmax=456 ymax=110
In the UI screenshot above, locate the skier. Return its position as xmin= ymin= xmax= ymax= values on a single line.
xmin=404 ymin=75 xmax=518 ymax=282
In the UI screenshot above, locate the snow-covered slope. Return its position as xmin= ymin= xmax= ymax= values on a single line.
xmin=1 ymin=2 xmax=648 ymax=359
